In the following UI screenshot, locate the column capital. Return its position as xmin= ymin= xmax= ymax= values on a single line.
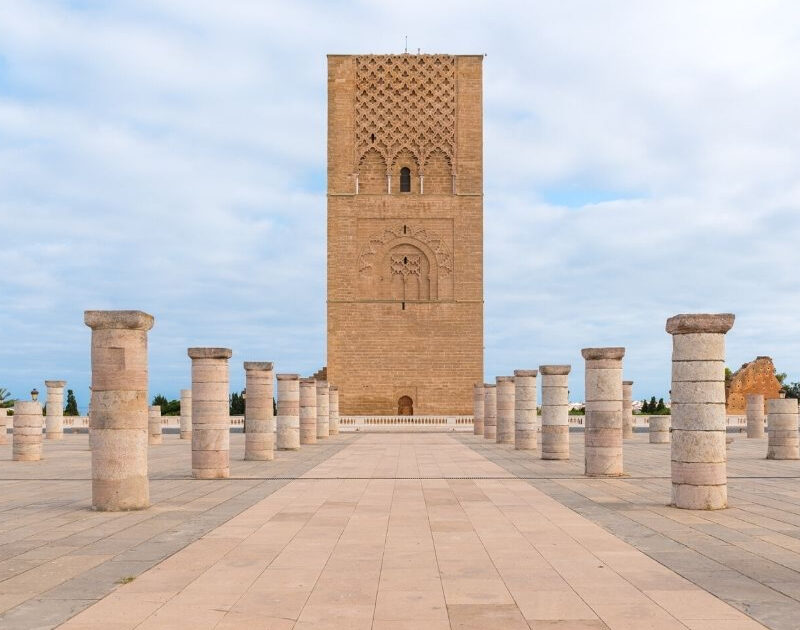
xmin=45 ymin=380 xmax=66 ymax=388
xmin=188 ymin=347 xmax=232 ymax=359
xmin=666 ymin=313 xmax=734 ymax=335
xmin=84 ymin=310 xmax=154 ymax=331
xmin=539 ymin=365 xmax=571 ymax=375
xmin=581 ymin=347 xmax=625 ymax=360
xmin=243 ymin=361 xmax=273 ymax=371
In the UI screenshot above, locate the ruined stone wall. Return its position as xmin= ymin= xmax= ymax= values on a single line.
xmin=726 ymin=356 xmax=782 ymax=414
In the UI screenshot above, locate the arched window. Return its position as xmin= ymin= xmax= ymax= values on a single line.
xmin=399 ymin=167 xmax=411 ymax=193
xmin=398 ymin=395 xmax=413 ymax=415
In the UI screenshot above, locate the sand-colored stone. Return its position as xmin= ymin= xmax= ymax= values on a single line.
xmin=84 ymin=309 xmax=154 ymax=511
xmin=622 ymin=380 xmax=634 ymax=439
xmin=495 ymin=376 xmax=515 ymax=445
xmin=746 ymin=393 xmax=765 ymax=439
xmin=277 ymin=374 xmax=300 ymax=450
xmin=667 ymin=312 xmax=734 ymax=510
xmin=513 ymin=370 xmax=537 ymax=450
xmin=179 ymin=389 xmax=192 ymax=439
xmin=329 ymin=385 xmax=340 ymax=435
xmin=44 ymin=380 xmax=66 ymax=440
xmin=649 ymin=416 xmax=670 ymax=443
xmin=188 ymin=347 xmax=232 ymax=479
xmin=13 ymin=400 xmax=43 ymax=461
xmin=473 ymin=383 xmax=484 ymax=436
xmin=147 ymin=405 xmax=162 ymax=445
xmin=767 ymin=397 xmax=799 ymax=460
xmin=582 ymin=348 xmax=625 ymax=477
xmin=483 ymin=384 xmax=497 ymax=440
xmin=727 ymin=356 xmax=782 ymax=414
xmin=316 ymin=380 xmax=330 ymax=439
xmin=299 ymin=378 xmax=317 ymax=445
xmin=244 ymin=362 xmax=274 ymax=461
xmin=540 ymin=365 xmax=570 ymax=460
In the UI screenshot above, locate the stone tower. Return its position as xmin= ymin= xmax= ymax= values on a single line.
xmin=327 ymin=53 xmax=483 ymax=415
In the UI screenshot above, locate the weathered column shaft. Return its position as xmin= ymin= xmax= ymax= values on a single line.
xmin=180 ymin=389 xmax=192 ymax=440
xmin=277 ymin=374 xmax=300 ymax=450
xmin=85 ymin=310 xmax=153 ymax=511
xmin=244 ymin=362 xmax=274 ymax=461
xmin=767 ymin=398 xmax=799 ymax=460
xmin=496 ymin=376 xmax=515 ymax=445
xmin=746 ymin=394 xmax=765 ymax=439
xmin=148 ymin=405 xmax=162 ymax=445
xmin=316 ymin=381 xmax=330 ymax=439
xmin=483 ymin=385 xmax=497 ymax=440
xmin=13 ymin=400 xmax=43 ymax=461
xmin=44 ymin=380 xmax=66 ymax=440
xmin=622 ymin=380 xmax=634 ymax=439
xmin=329 ymin=385 xmax=340 ymax=435
xmin=668 ymin=313 xmax=734 ymax=510
xmin=582 ymin=347 xmax=625 ymax=477
xmin=189 ymin=347 xmax=232 ymax=479
xmin=473 ymin=383 xmax=485 ymax=436
xmin=540 ymin=365 xmax=570 ymax=460
xmin=514 ymin=370 xmax=538 ymax=450
xmin=649 ymin=416 xmax=670 ymax=444
xmin=300 ymin=378 xmax=317 ymax=445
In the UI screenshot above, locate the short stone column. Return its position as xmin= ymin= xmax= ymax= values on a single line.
xmin=277 ymin=374 xmax=300 ymax=450
xmin=329 ymin=385 xmax=340 ymax=435
xmin=316 ymin=381 xmax=330 ymax=439
xmin=496 ymin=376 xmax=515 ymax=445
xmin=0 ymin=408 xmax=8 ymax=445
xmin=649 ymin=416 xmax=670 ymax=443
xmin=13 ymin=400 xmax=44 ymax=461
xmin=148 ymin=405 xmax=162 ymax=445
xmin=514 ymin=370 xmax=538 ymax=450
xmin=667 ymin=313 xmax=734 ymax=510
xmin=188 ymin=347 xmax=232 ymax=479
xmin=179 ymin=389 xmax=192 ymax=439
xmin=767 ymin=398 xmax=799 ymax=460
xmin=473 ymin=383 xmax=485 ymax=436
xmin=244 ymin=362 xmax=274 ymax=461
xmin=622 ymin=380 xmax=634 ymax=439
xmin=85 ymin=310 xmax=154 ymax=511
xmin=483 ymin=384 xmax=497 ymax=440
xmin=299 ymin=378 xmax=317 ymax=445
xmin=540 ymin=365 xmax=570 ymax=460
xmin=44 ymin=380 xmax=66 ymax=440
xmin=746 ymin=394 xmax=765 ymax=439
xmin=582 ymin=347 xmax=625 ymax=477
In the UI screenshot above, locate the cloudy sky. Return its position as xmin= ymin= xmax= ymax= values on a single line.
xmin=1 ymin=0 xmax=799 ymax=410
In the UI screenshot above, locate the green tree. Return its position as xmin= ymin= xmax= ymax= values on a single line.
xmin=641 ymin=399 xmax=650 ymax=413
xmin=0 ymin=387 xmax=14 ymax=408
xmin=152 ymin=394 xmax=181 ymax=416
xmin=656 ymin=397 xmax=667 ymax=413
xmin=776 ymin=372 xmax=788 ymax=386
xmin=649 ymin=396 xmax=657 ymax=412
xmin=229 ymin=390 xmax=245 ymax=415
xmin=784 ymin=382 xmax=800 ymax=400
xmin=64 ymin=389 xmax=79 ymax=416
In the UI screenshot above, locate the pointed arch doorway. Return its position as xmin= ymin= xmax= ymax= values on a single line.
xmin=398 ymin=395 xmax=414 ymax=416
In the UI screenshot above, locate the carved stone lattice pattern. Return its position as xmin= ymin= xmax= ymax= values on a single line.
xmin=390 ymin=255 xmax=421 ymax=277
xmin=355 ymin=54 xmax=456 ymax=173
xmin=359 ymin=224 xmax=453 ymax=275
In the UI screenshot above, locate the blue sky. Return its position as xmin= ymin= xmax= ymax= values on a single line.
xmin=1 ymin=0 xmax=799 ymax=411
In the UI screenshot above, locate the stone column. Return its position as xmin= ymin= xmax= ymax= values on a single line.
xmin=582 ymin=347 xmax=625 ymax=477
xmin=316 ymin=381 xmax=330 ymax=439
xmin=85 ymin=310 xmax=153 ymax=511
xmin=329 ymin=385 xmax=340 ymax=435
xmin=649 ymin=416 xmax=670 ymax=443
xmin=767 ymin=398 xmax=799 ymax=460
xmin=277 ymin=374 xmax=300 ymax=450
xmin=622 ymin=380 xmax=634 ymax=439
xmin=496 ymin=376 xmax=515 ymax=445
xmin=13 ymin=400 xmax=43 ymax=461
xmin=514 ymin=370 xmax=538 ymax=450
xmin=244 ymin=362 xmax=274 ymax=461
xmin=0 ymin=407 xmax=8 ymax=445
xmin=148 ymin=405 xmax=162 ymax=445
xmin=44 ymin=380 xmax=66 ymax=440
xmin=299 ymin=378 xmax=317 ymax=445
xmin=667 ymin=313 xmax=734 ymax=510
xmin=179 ymin=389 xmax=192 ymax=440
xmin=188 ymin=347 xmax=232 ymax=479
xmin=473 ymin=383 xmax=485 ymax=436
xmin=746 ymin=394 xmax=765 ymax=439
xmin=483 ymin=384 xmax=497 ymax=440
xmin=540 ymin=365 xmax=570 ymax=460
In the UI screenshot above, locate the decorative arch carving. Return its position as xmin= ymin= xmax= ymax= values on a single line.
xmin=358 ymin=223 xmax=453 ymax=276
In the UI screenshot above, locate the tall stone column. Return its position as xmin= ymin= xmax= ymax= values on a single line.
xmin=44 ymin=380 xmax=66 ymax=440
xmin=244 ymin=362 xmax=274 ymax=461
xmin=85 ymin=310 xmax=154 ymax=511
xmin=300 ymin=378 xmax=317 ymax=445
xmin=746 ymin=394 xmax=765 ymax=439
xmin=667 ymin=313 xmax=734 ymax=510
xmin=148 ymin=405 xmax=162 ymax=445
xmin=329 ymin=385 xmax=340 ymax=435
xmin=180 ymin=389 xmax=192 ymax=440
xmin=622 ymin=380 xmax=634 ymax=439
xmin=13 ymin=400 xmax=43 ymax=461
xmin=582 ymin=347 xmax=625 ymax=477
xmin=540 ymin=365 xmax=570 ymax=460
xmin=316 ymin=381 xmax=330 ymax=439
xmin=473 ymin=383 xmax=485 ymax=436
xmin=188 ymin=347 xmax=232 ymax=479
xmin=514 ymin=370 xmax=538 ymax=450
xmin=483 ymin=384 xmax=497 ymax=440
xmin=496 ymin=376 xmax=515 ymax=445
xmin=767 ymin=398 xmax=799 ymax=460
xmin=277 ymin=374 xmax=300 ymax=450
xmin=649 ymin=416 xmax=671 ymax=443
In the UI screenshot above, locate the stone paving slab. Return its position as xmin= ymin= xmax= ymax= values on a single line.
xmin=58 ymin=434 xmax=762 ymax=629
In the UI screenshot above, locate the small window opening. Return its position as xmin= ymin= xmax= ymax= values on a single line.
xmin=370 ymin=133 xmax=375 ymax=143
xmin=402 ymin=301 xmax=406 ymax=310
xmin=403 ymin=256 xmax=408 ymax=264
xmin=400 ymin=167 xmax=411 ymax=192
xmin=403 ymin=224 xmax=407 ymax=234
